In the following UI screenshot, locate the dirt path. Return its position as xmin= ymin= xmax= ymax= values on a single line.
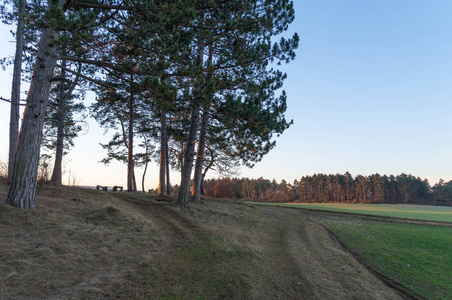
xmin=106 ymin=195 xmax=414 ymax=299
xmin=168 ymin=200 xmax=407 ymax=299
xmin=287 ymin=216 xmax=404 ymax=299
xmin=256 ymin=207 xmax=404 ymax=299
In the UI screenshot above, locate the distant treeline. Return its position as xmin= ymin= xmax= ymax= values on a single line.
xmin=203 ymin=173 xmax=452 ymax=206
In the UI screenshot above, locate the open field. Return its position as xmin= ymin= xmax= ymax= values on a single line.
xmin=268 ymin=203 xmax=452 ymax=222
xmin=322 ymin=219 xmax=452 ymax=300
xmin=1 ymin=182 xmax=450 ymax=299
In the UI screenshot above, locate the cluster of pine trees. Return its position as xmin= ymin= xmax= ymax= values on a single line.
xmin=203 ymin=173 xmax=452 ymax=206
xmin=2 ymin=0 xmax=298 ymax=209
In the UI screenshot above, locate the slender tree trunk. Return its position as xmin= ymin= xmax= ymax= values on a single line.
xmin=8 ymin=0 xmax=25 ymax=184
xmin=127 ymin=76 xmax=135 ymax=192
xmin=192 ymin=107 xmax=209 ymax=202
xmin=177 ymin=101 xmax=200 ymax=206
xmin=179 ymin=139 xmax=184 ymax=171
xmin=50 ymin=60 xmax=66 ymax=185
xmin=201 ymin=155 xmax=214 ymax=196
xmin=133 ymin=168 xmax=137 ymax=191
xmin=142 ymin=158 xmax=148 ymax=193
xmin=158 ymin=110 xmax=167 ymax=195
xmin=177 ymin=14 xmax=204 ymax=206
xmin=7 ymin=25 xmax=59 ymax=209
xmin=166 ymin=135 xmax=171 ymax=195
xmin=192 ymin=39 xmax=213 ymax=202
xmin=200 ymin=172 xmax=206 ymax=195
xmin=141 ymin=135 xmax=149 ymax=193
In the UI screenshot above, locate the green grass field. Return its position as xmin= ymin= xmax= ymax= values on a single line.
xmin=324 ymin=221 xmax=452 ymax=300
xmin=273 ymin=203 xmax=452 ymax=222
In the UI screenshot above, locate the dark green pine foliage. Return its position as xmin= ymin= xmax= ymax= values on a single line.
xmin=212 ymin=0 xmax=298 ymax=168
xmin=180 ymin=0 xmax=299 ymax=204
xmin=90 ymin=0 xmax=193 ymax=192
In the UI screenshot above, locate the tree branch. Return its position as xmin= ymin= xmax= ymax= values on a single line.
xmin=62 ymin=0 xmax=74 ymax=11
xmin=62 ymin=63 xmax=82 ymax=101
xmin=0 ymin=96 xmax=33 ymax=107
xmin=55 ymin=63 xmax=114 ymax=89
xmin=69 ymin=1 xmax=134 ymax=11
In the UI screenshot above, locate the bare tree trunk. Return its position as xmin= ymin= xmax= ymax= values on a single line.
xmin=142 ymin=159 xmax=148 ymax=193
xmin=177 ymin=101 xmax=200 ymax=206
xmin=132 ymin=168 xmax=137 ymax=191
xmin=158 ymin=110 xmax=167 ymax=195
xmin=166 ymin=135 xmax=171 ymax=195
xmin=141 ymin=135 xmax=149 ymax=193
xmin=192 ymin=107 xmax=209 ymax=202
xmin=127 ymin=76 xmax=136 ymax=192
xmin=7 ymin=25 xmax=59 ymax=210
xmin=177 ymin=15 xmax=205 ymax=206
xmin=200 ymin=153 xmax=214 ymax=195
xmin=192 ymin=38 xmax=213 ymax=202
xmin=8 ymin=0 xmax=25 ymax=184
xmin=50 ymin=62 xmax=80 ymax=185
xmin=50 ymin=60 xmax=66 ymax=185
xmin=200 ymin=169 xmax=208 ymax=195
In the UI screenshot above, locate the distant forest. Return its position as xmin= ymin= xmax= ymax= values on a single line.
xmin=203 ymin=173 xmax=452 ymax=206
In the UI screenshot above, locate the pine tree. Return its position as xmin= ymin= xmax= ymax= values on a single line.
xmin=6 ymin=0 xmax=133 ymax=208
xmin=178 ymin=0 xmax=299 ymax=205
xmin=7 ymin=0 xmax=68 ymax=209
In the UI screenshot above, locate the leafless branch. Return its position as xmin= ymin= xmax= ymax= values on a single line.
xmin=0 ymin=96 xmax=33 ymax=107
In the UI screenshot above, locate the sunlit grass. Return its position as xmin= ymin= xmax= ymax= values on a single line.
xmin=324 ymin=221 xmax=452 ymax=300
xmin=268 ymin=203 xmax=452 ymax=222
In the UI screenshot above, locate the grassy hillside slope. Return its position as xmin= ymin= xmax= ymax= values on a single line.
xmin=0 ymin=183 xmax=416 ymax=299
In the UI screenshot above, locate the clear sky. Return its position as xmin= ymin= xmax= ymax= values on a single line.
xmin=1 ymin=0 xmax=451 ymax=189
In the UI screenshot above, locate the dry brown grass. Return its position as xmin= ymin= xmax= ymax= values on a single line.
xmin=0 ymin=183 xmax=166 ymax=299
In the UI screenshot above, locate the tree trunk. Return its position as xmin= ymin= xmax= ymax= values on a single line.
xmin=192 ymin=106 xmax=209 ymax=202
xmin=158 ymin=110 xmax=167 ymax=195
xmin=8 ymin=0 xmax=25 ymax=184
xmin=50 ymin=60 xmax=66 ymax=185
xmin=127 ymin=76 xmax=136 ymax=192
xmin=141 ymin=135 xmax=149 ymax=193
xmin=142 ymin=158 xmax=148 ymax=193
xmin=192 ymin=38 xmax=213 ymax=202
xmin=177 ymin=101 xmax=200 ymax=206
xmin=7 ymin=25 xmax=59 ymax=210
xmin=200 ymin=154 xmax=214 ymax=196
xmin=177 ymin=15 xmax=204 ymax=206
xmin=166 ymin=134 xmax=171 ymax=195
xmin=200 ymin=172 xmax=206 ymax=195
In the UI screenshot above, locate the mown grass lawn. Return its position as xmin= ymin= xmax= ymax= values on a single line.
xmin=324 ymin=221 xmax=452 ymax=300
xmin=272 ymin=203 xmax=452 ymax=222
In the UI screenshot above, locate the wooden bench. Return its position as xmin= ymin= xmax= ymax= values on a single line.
xmin=112 ymin=186 xmax=123 ymax=192
xmin=96 ymin=185 xmax=108 ymax=191
xmin=96 ymin=185 xmax=123 ymax=192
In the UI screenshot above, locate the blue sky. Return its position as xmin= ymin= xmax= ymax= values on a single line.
xmin=1 ymin=0 xmax=451 ymax=188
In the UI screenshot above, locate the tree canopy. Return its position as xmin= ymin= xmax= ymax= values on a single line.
xmin=3 ymin=0 xmax=298 ymax=209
